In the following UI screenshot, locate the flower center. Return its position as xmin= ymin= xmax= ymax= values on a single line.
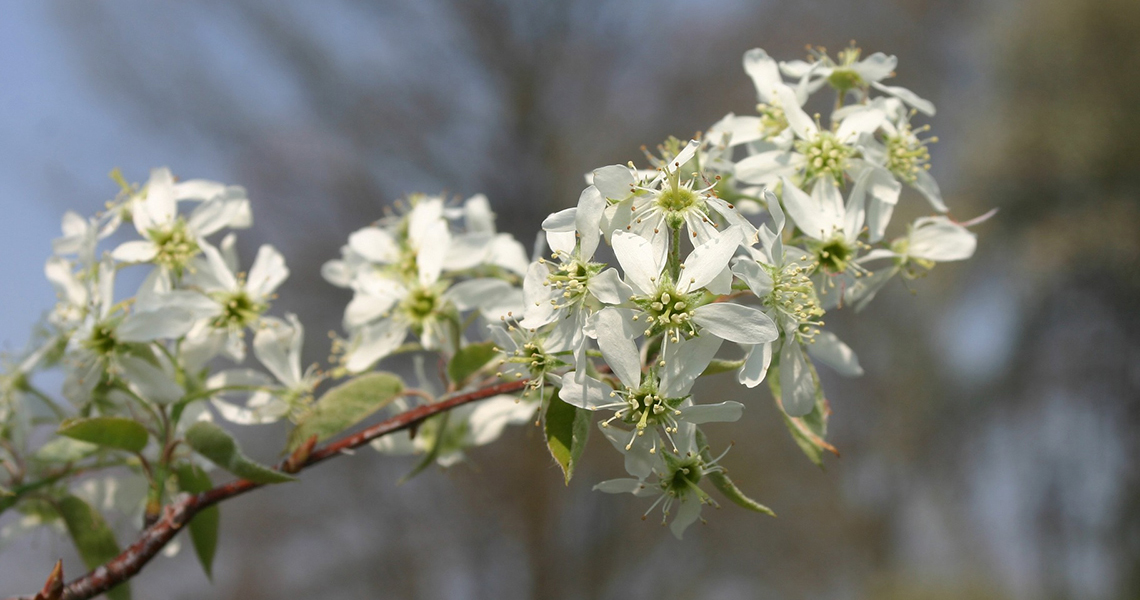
xmin=757 ymin=102 xmax=789 ymax=138
xmin=211 ymin=289 xmax=266 ymax=330
xmin=827 ymin=68 xmax=864 ymax=92
xmin=544 ymin=259 xmax=597 ymax=310
xmin=795 ymin=131 xmax=853 ymax=183
xmin=809 ymin=234 xmax=855 ymax=274
xmin=633 ymin=285 xmax=700 ymax=340
xmin=402 ymin=287 xmax=440 ymax=323
xmin=764 ymin=261 xmax=824 ymax=335
xmin=884 ymin=127 xmax=933 ymax=183
xmin=661 ymin=454 xmax=703 ymax=497
xmin=84 ymin=321 xmax=120 ymax=356
xmin=149 ymin=219 xmax=201 ymax=274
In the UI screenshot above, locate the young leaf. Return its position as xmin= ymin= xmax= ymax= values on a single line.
xmin=700 ymin=358 xmax=747 ymax=377
xmin=184 ymin=422 xmax=295 ymax=484
xmin=447 ymin=341 xmax=498 ymax=386
xmin=56 ymin=495 xmax=131 ymax=600
xmin=288 ymin=372 xmax=404 ymax=451
xmin=175 ymin=464 xmax=219 ymax=580
xmin=694 ymin=430 xmax=775 ymax=516
xmin=58 ymin=417 xmax=149 ymax=453
xmin=767 ymin=353 xmax=837 ymax=467
xmin=544 ymin=391 xmax=591 ymax=484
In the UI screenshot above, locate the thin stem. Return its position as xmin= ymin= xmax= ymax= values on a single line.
xmin=22 ymin=384 xmax=68 ymax=421
xmin=8 ymin=377 xmax=532 ymax=600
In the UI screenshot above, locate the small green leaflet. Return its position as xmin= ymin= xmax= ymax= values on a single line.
xmin=287 ymin=372 xmax=404 ymax=451
xmin=184 ymin=422 xmax=295 ymax=484
xmin=175 ymin=464 xmax=219 ymax=580
xmin=695 ymin=430 xmax=774 ymax=516
xmin=57 ymin=495 xmax=131 ymax=600
xmin=544 ymin=390 xmax=591 ymax=484
xmin=447 ymin=342 xmax=498 ymax=386
xmin=768 ymin=353 xmax=837 ymax=468
xmin=700 ymin=358 xmax=747 ymax=377
xmin=58 ymin=417 xmax=149 ymax=453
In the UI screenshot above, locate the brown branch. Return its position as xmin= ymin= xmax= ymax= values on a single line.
xmin=7 ymin=378 xmax=531 ymax=600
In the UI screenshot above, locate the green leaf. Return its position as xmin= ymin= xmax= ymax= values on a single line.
xmin=447 ymin=342 xmax=498 ymax=386
xmin=695 ymin=430 xmax=774 ymax=516
xmin=544 ymin=390 xmax=591 ymax=484
xmin=768 ymin=353 xmax=837 ymax=467
xmin=32 ymin=437 xmax=98 ymax=463
xmin=700 ymin=358 xmax=746 ymax=377
xmin=175 ymin=464 xmax=219 ymax=579
xmin=184 ymin=422 xmax=295 ymax=484
xmin=58 ymin=417 xmax=149 ymax=453
xmin=57 ymin=495 xmax=131 ymax=600
xmin=288 ymin=372 xmax=405 ymax=451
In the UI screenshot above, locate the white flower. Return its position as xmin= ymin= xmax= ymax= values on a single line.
xmin=175 ymin=237 xmax=289 ymax=363
xmin=522 ymin=184 xmax=629 ymax=371
xmin=594 ymin=424 xmax=728 ymax=539
xmin=602 ymin=140 xmax=756 ymax=259
xmin=780 ymin=44 xmax=935 ymax=116
xmin=205 ymin=314 xmax=321 ymax=425
xmin=851 ymin=98 xmax=946 ymax=215
xmin=110 ymin=168 xmax=251 ymax=275
xmin=610 ymin=227 xmax=775 ymax=349
xmin=443 ymin=194 xmax=530 ymax=277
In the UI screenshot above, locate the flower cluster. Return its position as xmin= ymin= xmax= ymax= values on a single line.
xmin=0 ymin=43 xmax=987 ymax=578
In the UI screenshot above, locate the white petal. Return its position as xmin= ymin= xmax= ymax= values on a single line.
xmin=593 ymin=308 xmax=641 ymax=390
xmin=780 ymin=177 xmax=828 ymax=241
xmin=678 ymin=227 xmax=742 ymax=293
xmin=253 ymin=316 xmax=303 ymax=385
xmin=670 ymin=495 xmax=702 ymax=540
xmin=593 ymin=478 xmax=645 ymax=494
xmin=735 ymin=150 xmax=803 ymax=186
xmin=541 ymin=207 xmax=577 ymax=233
xmin=119 ymin=355 xmax=183 ymax=405
xmin=778 ymin=341 xmax=815 ymax=417
xmin=912 ymin=169 xmax=947 ymax=212
xmin=576 ymin=186 xmax=606 ymax=260
xmin=611 ymin=231 xmax=660 ymax=295
xmin=246 ymin=245 xmax=289 ymax=299
xmin=707 ymin=113 xmax=763 ymax=147
xmin=558 ymin=372 xmax=611 ymax=410
xmin=599 ymin=424 xmax=658 ymax=479
xmin=348 ymin=227 xmax=400 ymax=263
xmin=467 ymin=395 xmax=538 ymax=446
xmin=587 ymin=268 xmax=632 ymax=305
xmin=110 ymin=240 xmax=159 ymax=263
xmin=444 ymin=278 xmax=513 ymax=312
xmin=117 ymin=307 xmax=195 ymax=341
xmin=870 ymin=81 xmax=935 ymax=116
xmin=908 ymin=217 xmax=976 ymax=261
xmin=416 ymin=220 xmax=450 ymax=286
xmin=665 ymin=140 xmax=699 ymax=174
xmin=407 ymin=198 xmax=444 ymax=247
xmin=743 ymin=48 xmax=783 ymax=101
xmin=660 ymin=334 xmax=722 ymax=398
xmin=807 ymin=330 xmax=863 ymax=377
xmin=692 ymin=303 xmax=778 ymax=345
xmin=592 ymin=165 xmax=636 ymax=202
xmin=345 ymin=321 xmax=408 ymax=373
xmin=677 ymin=400 xmax=744 ymax=424
xmin=738 ymin=343 xmax=773 ymax=388
xmin=521 ymin=263 xmax=557 ymax=328
xmin=731 ymin=258 xmax=773 ymax=298
xmin=775 ymin=85 xmax=818 ymax=139
xmin=462 ymin=194 xmax=496 ymax=234
xmin=488 ymin=234 xmax=530 ymax=276
xmin=853 ymin=53 xmax=897 ymax=82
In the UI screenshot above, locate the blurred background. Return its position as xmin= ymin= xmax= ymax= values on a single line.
xmin=1 ymin=0 xmax=1138 ymax=598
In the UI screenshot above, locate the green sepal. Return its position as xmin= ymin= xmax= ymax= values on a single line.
xmin=174 ymin=464 xmax=219 ymax=580
xmin=57 ymin=494 xmax=131 ymax=600
xmin=287 ymin=372 xmax=404 ymax=451
xmin=184 ymin=422 xmax=295 ymax=484
xmin=543 ymin=390 xmax=591 ymax=484
xmin=447 ymin=342 xmax=498 ymax=387
xmin=398 ymin=412 xmax=452 ymax=485
xmin=58 ymin=417 xmax=149 ymax=454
